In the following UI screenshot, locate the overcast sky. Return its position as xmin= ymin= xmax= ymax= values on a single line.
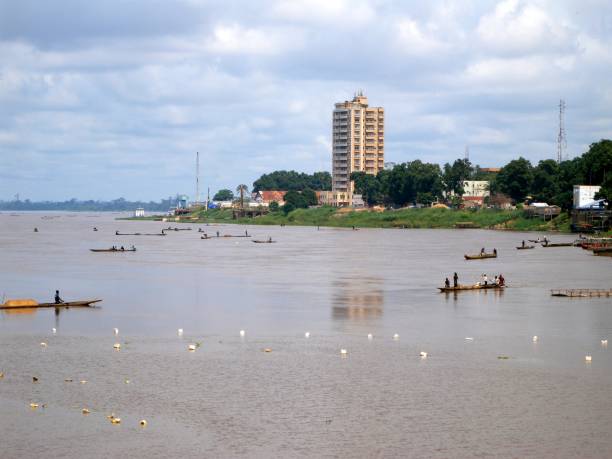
xmin=1 ymin=0 xmax=611 ymax=201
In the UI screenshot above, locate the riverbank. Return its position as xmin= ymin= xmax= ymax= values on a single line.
xmin=128 ymin=207 xmax=573 ymax=232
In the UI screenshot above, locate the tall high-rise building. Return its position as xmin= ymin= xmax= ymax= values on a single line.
xmin=331 ymin=92 xmax=384 ymax=205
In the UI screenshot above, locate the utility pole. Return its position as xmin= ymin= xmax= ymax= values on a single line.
xmin=464 ymin=145 xmax=469 ymax=162
xmin=557 ymin=99 xmax=567 ymax=163
xmin=195 ymin=152 xmax=200 ymax=206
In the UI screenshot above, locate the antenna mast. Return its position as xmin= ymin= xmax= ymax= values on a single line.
xmin=464 ymin=145 xmax=469 ymax=162
xmin=557 ymin=99 xmax=567 ymax=163
xmin=196 ymin=152 xmax=200 ymax=205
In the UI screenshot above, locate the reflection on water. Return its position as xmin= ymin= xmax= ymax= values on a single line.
xmin=332 ymin=277 xmax=383 ymax=321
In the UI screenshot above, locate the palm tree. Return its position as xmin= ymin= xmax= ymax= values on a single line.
xmin=236 ymin=184 xmax=249 ymax=209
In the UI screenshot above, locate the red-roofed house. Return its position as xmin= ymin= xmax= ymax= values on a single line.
xmin=252 ymin=191 xmax=287 ymax=205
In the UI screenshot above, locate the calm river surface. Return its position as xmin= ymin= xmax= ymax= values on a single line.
xmin=1 ymin=212 xmax=611 ymax=458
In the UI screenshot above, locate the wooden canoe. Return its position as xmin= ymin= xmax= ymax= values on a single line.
xmin=516 ymin=246 xmax=535 ymax=250
xmin=439 ymin=284 xmax=504 ymax=292
xmin=115 ymin=232 xmax=165 ymax=236
xmin=1 ymin=299 xmax=102 ymax=310
xmin=593 ymin=247 xmax=612 ymax=256
xmin=464 ymin=253 xmax=497 ymax=260
xmin=541 ymin=242 xmax=572 ymax=247
xmin=90 ymin=248 xmax=136 ymax=252
xmin=252 ymin=240 xmax=276 ymax=244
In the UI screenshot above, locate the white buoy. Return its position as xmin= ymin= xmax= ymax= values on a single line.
xmin=393 ymin=333 xmax=399 ymax=340
xmin=367 ymin=333 xmax=373 ymax=340
xmin=601 ymin=339 xmax=608 ymax=346
xmin=177 ymin=328 xmax=184 ymax=336
xmin=79 ymin=380 xmax=87 ymax=384
xmin=82 ymin=408 xmax=90 ymax=414
xmin=585 ymin=355 xmax=592 ymax=362
xmin=340 ymin=349 xmax=348 ymax=356
xmin=40 ymin=342 xmax=47 ymax=347
xmin=532 ymin=335 xmax=538 ymax=343
xmin=465 ymin=337 xmax=474 ymax=341
xmin=304 ymin=332 xmax=310 ymax=338
xmin=239 ymin=330 xmax=245 ymax=337
xmin=188 ymin=344 xmax=196 ymax=351
xmin=113 ymin=328 xmax=119 ymax=335
xmin=52 ymin=328 xmax=57 ymax=334
xmin=113 ymin=343 xmax=121 ymax=350
xmin=420 ymin=351 xmax=428 ymax=359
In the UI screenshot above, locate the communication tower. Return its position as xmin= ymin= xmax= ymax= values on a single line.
xmin=195 ymin=152 xmax=200 ymax=205
xmin=557 ymin=99 xmax=567 ymax=163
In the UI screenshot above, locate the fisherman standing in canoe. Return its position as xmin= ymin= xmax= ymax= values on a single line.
xmin=480 ymin=247 xmax=485 ymax=255
xmin=453 ymin=272 xmax=458 ymax=287
xmin=54 ymin=290 xmax=63 ymax=304
xmin=493 ymin=248 xmax=497 ymax=256
xmin=499 ymin=274 xmax=505 ymax=286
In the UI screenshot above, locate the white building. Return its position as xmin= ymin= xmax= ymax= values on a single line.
xmin=463 ymin=181 xmax=490 ymax=198
xmin=573 ymin=185 xmax=601 ymax=209
xmin=134 ymin=208 xmax=145 ymax=217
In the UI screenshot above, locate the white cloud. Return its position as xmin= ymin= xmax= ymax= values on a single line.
xmin=205 ymin=24 xmax=301 ymax=55
xmin=476 ymin=0 xmax=576 ymax=55
xmin=271 ymin=0 xmax=375 ymax=26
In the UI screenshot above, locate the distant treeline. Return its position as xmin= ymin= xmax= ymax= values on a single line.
xmin=252 ymin=170 xmax=331 ymax=192
xmin=0 ymin=197 xmax=178 ymax=212
xmin=352 ymin=139 xmax=611 ymax=209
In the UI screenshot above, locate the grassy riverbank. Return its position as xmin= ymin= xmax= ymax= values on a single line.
xmin=141 ymin=207 xmax=571 ymax=232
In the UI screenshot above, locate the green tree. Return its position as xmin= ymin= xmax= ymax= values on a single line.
xmin=582 ymin=139 xmax=612 ymax=185
xmin=252 ymin=170 xmax=332 ymax=192
xmin=443 ymin=158 xmax=473 ymax=196
xmin=213 ymin=189 xmax=234 ymax=201
xmin=553 ymin=157 xmax=584 ymax=210
xmin=269 ymin=201 xmax=280 ymax=212
xmin=351 ymin=171 xmax=382 ymax=206
xmin=282 ymin=190 xmax=307 ymax=214
xmin=531 ymin=160 xmax=559 ymax=203
xmin=302 ymin=188 xmax=318 ymax=206
xmin=496 ymin=157 xmax=534 ymax=203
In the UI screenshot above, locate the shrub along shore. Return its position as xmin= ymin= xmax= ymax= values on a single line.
xmin=129 ymin=207 xmax=572 ymax=233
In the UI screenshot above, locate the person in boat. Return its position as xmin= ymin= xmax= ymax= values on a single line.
xmin=34 ymin=227 xmax=38 ymax=232
xmin=480 ymin=247 xmax=485 ymax=255
xmin=445 ymin=278 xmax=450 ymax=288
xmin=120 ymin=246 xmax=125 ymax=251
xmin=493 ymin=248 xmax=497 ymax=256
xmin=54 ymin=290 xmax=63 ymax=304
xmin=216 ymin=231 xmax=220 ymax=237
xmin=498 ymin=274 xmax=505 ymax=286
xmin=245 ymin=230 xmax=249 ymax=237
xmin=494 ymin=275 xmax=499 ymax=285
xmin=522 ymin=240 xmax=525 ymax=248
xmin=93 ymin=227 xmax=98 ymax=231
xmin=115 ymin=230 xmax=119 ymax=235
xmin=131 ymin=245 xmax=135 ymax=250
xmin=482 ymin=273 xmax=488 ymax=286
xmin=453 ymin=272 xmax=458 ymax=287
xmin=268 ymin=237 xmax=272 ymax=243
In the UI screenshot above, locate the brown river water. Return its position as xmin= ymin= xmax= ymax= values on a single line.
xmin=1 ymin=212 xmax=611 ymax=458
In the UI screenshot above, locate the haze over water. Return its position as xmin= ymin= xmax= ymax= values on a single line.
xmin=1 ymin=212 xmax=612 ymax=458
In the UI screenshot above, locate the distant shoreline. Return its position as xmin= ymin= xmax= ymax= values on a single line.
xmin=122 ymin=207 xmax=575 ymax=233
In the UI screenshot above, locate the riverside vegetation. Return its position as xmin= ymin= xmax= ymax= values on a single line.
xmin=179 ymin=206 xmax=572 ymax=232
